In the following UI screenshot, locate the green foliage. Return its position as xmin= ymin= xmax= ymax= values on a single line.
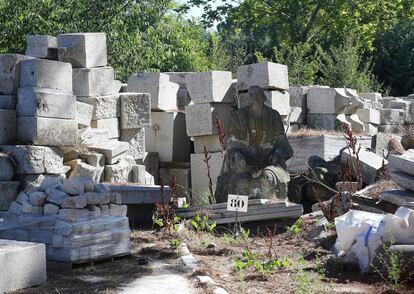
xmin=233 ymin=250 xmax=290 ymax=275
xmin=0 ymin=0 xmax=221 ymax=81
xmin=169 ymin=238 xmax=182 ymax=249
xmin=189 ymin=213 xmax=217 ymax=232
xmin=223 ymin=227 xmax=250 ymax=245
xmin=374 ymin=20 xmax=414 ymax=96
xmin=286 ymin=219 xmax=304 ymax=237
xmin=153 ymin=215 xmax=181 ymax=231
xmin=318 ymin=35 xmax=382 ymax=92
xmin=294 ymin=254 xmax=327 ymax=294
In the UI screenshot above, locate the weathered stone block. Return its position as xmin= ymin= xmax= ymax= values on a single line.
xmin=66 ymin=159 xmax=100 ymax=182
xmin=120 ymin=93 xmax=151 ymax=129
xmin=0 ymin=95 xmax=17 ymax=109
xmin=146 ymin=111 xmax=191 ymax=162
xmin=391 ymin=172 xmax=414 ymax=192
xmin=77 ymin=127 xmax=109 ymax=147
xmin=91 ymin=118 xmax=119 ymax=139
xmin=105 ymin=159 xmax=133 ymax=182
xmin=29 ymin=191 xmax=47 ymax=206
xmin=120 ymin=128 xmax=145 ymax=160
xmin=191 ymin=152 xmax=225 ymax=204
xmin=77 ymin=94 xmax=120 ymax=119
xmin=341 ymin=146 xmax=387 ymax=185
xmin=57 ymin=32 xmax=107 ymax=68
xmin=0 ymin=145 xmax=63 ymax=174
xmin=17 ymin=116 xmax=77 ymax=146
xmin=360 ymin=92 xmax=381 ymax=102
xmin=75 ymin=101 xmax=93 ymax=127
xmin=380 ymin=189 xmax=414 ymax=206
xmin=185 ymin=103 xmax=234 ymax=137
xmin=186 ymin=71 xmax=233 ymax=104
xmin=45 ymin=188 xmax=68 ymax=205
xmin=25 ymin=35 xmax=58 ymax=59
xmin=239 ymin=90 xmax=290 ymax=115
xmin=72 ymin=67 xmax=114 ymax=96
xmin=61 ymin=195 xmax=87 ymax=209
xmin=237 ymin=62 xmax=289 ymax=91
xmin=348 ymin=113 xmax=364 ymax=133
xmin=193 ymin=134 xmax=223 ymax=154
xmin=307 ymin=88 xmax=352 ymax=114
xmin=0 ymin=155 xmax=14 ymax=181
xmin=159 ymin=167 xmax=190 ymax=197
xmin=0 ymin=239 xmax=46 ymax=293
xmin=0 ymin=54 xmax=33 ymax=95
xmin=379 ymin=108 xmax=405 ymax=125
xmin=388 ymin=150 xmax=414 ymax=176
xmin=306 ymin=113 xmax=338 ymax=130
xmin=90 ymin=141 xmax=129 ymax=165
xmin=127 ymin=72 xmax=179 ymax=110
xmin=20 ymin=59 xmax=72 ymax=91
xmin=17 ymin=87 xmax=76 ymax=119
xmin=364 ymin=123 xmax=378 ymax=135
xmin=62 ymin=178 xmax=84 ymax=195
xmin=43 ymin=203 xmax=59 ymax=215
xmin=15 ymin=191 xmax=29 ymax=204
xmin=0 ymin=109 xmax=16 ymax=144
xmin=357 ymin=108 xmax=380 ymax=124
xmin=378 ymin=124 xmax=402 ymax=133
xmin=0 ymin=181 xmax=19 ymax=210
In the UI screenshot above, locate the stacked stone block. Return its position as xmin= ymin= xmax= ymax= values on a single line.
xmin=0 ymin=178 xmax=131 ymax=262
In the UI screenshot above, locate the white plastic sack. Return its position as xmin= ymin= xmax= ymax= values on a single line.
xmin=334 ymin=207 xmax=414 ymax=272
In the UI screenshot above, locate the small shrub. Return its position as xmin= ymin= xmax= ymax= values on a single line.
xmin=169 ymin=239 xmax=182 ymax=249
xmin=286 ymin=219 xmax=304 ymax=236
xmin=189 ymin=213 xmax=217 ymax=232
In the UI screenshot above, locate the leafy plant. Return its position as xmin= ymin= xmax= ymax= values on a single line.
xmin=189 ymin=213 xmax=217 ymax=232
xmin=169 ymin=238 xmax=182 ymax=249
xmin=286 ymin=219 xmax=304 ymax=236
xmin=234 ymin=250 xmax=290 ymax=275
xmin=294 ymin=254 xmax=327 ymax=294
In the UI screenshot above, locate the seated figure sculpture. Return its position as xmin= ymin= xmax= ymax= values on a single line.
xmin=215 ymin=86 xmax=294 ymax=203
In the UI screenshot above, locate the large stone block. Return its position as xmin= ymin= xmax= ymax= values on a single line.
xmin=127 ymin=72 xmax=179 ymax=110
xmin=391 ymin=172 xmax=414 ymax=192
xmin=159 ymin=167 xmax=190 ymax=197
xmin=57 ymin=32 xmax=107 ymax=68
xmin=388 ymin=150 xmax=414 ymax=176
xmin=17 ymin=116 xmax=77 ymax=146
xmin=191 ymin=152 xmax=224 ymax=204
xmin=91 ymin=118 xmax=119 ymax=139
xmin=65 ymin=159 xmax=101 ymax=182
xmin=77 ymin=94 xmax=120 ymax=119
xmin=0 ymin=155 xmax=14 ymax=181
xmin=0 ymin=181 xmax=19 ymax=210
xmin=120 ymin=128 xmax=145 ymax=160
xmin=0 ymin=145 xmax=63 ymax=174
xmin=360 ymin=92 xmax=381 ymax=103
xmin=76 ymin=101 xmax=93 ymax=127
xmin=306 ymin=113 xmax=338 ymax=130
xmin=0 ymin=95 xmax=17 ymax=110
xmin=25 ymin=35 xmax=58 ymax=59
xmin=0 ymin=54 xmax=33 ymax=95
xmin=341 ymin=146 xmax=387 ymax=185
xmin=0 ymin=109 xmax=16 ymax=144
xmin=237 ymin=62 xmax=289 ymax=91
xmin=72 ymin=67 xmax=114 ymax=96
xmin=185 ymin=103 xmax=234 ymax=137
xmin=17 ymin=87 xmax=76 ymax=119
xmin=90 ymin=141 xmax=129 ymax=165
xmin=193 ymin=134 xmax=223 ymax=153
xmin=0 ymin=239 xmax=46 ymax=293
xmin=238 ymin=90 xmax=290 ymax=115
xmin=379 ymin=108 xmax=405 ymax=125
xmin=356 ymin=108 xmax=380 ymax=124
xmin=145 ymin=112 xmax=191 ymax=162
xmin=20 ymin=59 xmax=72 ymax=91
xmin=378 ymin=124 xmax=402 ymax=133
xmin=307 ymin=88 xmax=352 ymax=114
xmin=186 ymin=71 xmax=233 ymax=104
xmin=120 ymin=93 xmax=151 ymax=129
xmin=104 ymin=159 xmax=133 ymax=182
xmin=77 ymin=127 xmax=109 ymax=147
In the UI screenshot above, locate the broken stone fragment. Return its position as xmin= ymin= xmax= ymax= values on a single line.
xmin=29 ymin=191 xmax=47 ymax=206
xmin=62 ymin=178 xmax=84 ymax=195
xmin=45 ymin=188 xmax=69 ymax=205
xmin=43 ymin=203 xmax=60 ymax=215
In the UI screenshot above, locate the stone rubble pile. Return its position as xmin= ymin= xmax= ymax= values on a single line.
xmin=0 ymin=177 xmax=131 ymax=262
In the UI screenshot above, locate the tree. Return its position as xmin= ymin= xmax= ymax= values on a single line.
xmin=0 ymin=0 xmax=221 ymax=81
xmin=374 ymin=21 xmax=414 ymax=96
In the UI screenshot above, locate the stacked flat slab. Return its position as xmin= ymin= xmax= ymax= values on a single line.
xmin=237 ymin=62 xmax=290 ymax=117
xmin=0 ymin=179 xmax=131 ymax=263
xmin=0 ymin=239 xmax=46 ymax=293
xmin=388 ymin=150 xmax=414 ymax=193
xmin=185 ymin=71 xmax=236 ymax=203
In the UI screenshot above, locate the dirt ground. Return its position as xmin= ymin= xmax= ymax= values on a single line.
xmin=14 ymin=214 xmax=414 ymax=294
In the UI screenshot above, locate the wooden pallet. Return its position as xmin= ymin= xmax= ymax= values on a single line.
xmin=176 ymin=200 xmax=303 ymax=225
xmin=47 ymin=252 xmax=131 ymax=273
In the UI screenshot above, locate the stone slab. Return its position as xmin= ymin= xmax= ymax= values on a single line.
xmin=127 ymin=72 xmax=179 ymax=111
xmin=186 ymin=71 xmax=233 ymax=104
xmin=17 ymin=116 xmax=77 ymax=146
xmin=191 ymin=152 xmax=225 ymax=205
xmin=357 ymin=108 xmax=380 ymax=124
xmin=90 ymin=141 xmax=129 ymax=165
xmin=77 ymin=94 xmax=120 ymax=119
xmin=72 ymin=66 xmax=114 ymax=96
xmin=0 ymin=95 xmax=17 ymax=109
xmin=239 ymin=90 xmax=290 ymax=115
xmin=57 ymin=32 xmax=107 ymax=68
xmin=76 ymin=127 xmax=109 ymax=147
xmin=91 ymin=118 xmax=119 ymax=139
xmin=307 ymin=88 xmax=351 ymax=114
xmin=120 ymin=93 xmax=151 ymax=129
xmin=0 ymin=145 xmax=63 ymax=174
xmin=237 ymin=62 xmax=289 ymax=91
xmin=193 ymin=134 xmax=223 ymax=154
xmin=159 ymin=167 xmax=190 ymax=197
xmin=120 ymin=128 xmax=146 ymax=160
xmin=20 ymin=59 xmax=72 ymax=91
xmin=104 ymin=159 xmax=133 ymax=182
xmin=379 ymin=108 xmax=405 ymax=125
xmin=388 ymin=150 xmax=414 ymax=176
xmin=391 ymin=172 xmax=414 ymax=192
xmin=185 ymin=103 xmax=234 ymax=137
xmin=17 ymin=87 xmax=76 ymax=119
xmin=145 ymin=112 xmax=191 ymax=162
xmin=306 ymin=113 xmax=338 ymax=130
xmin=0 ymin=239 xmax=46 ymax=293
xmin=0 ymin=181 xmax=19 ymax=210
xmin=0 ymin=109 xmax=16 ymax=144
xmin=25 ymin=35 xmax=58 ymax=59
xmin=380 ymin=189 xmax=414 ymax=206
xmin=75 ymin=101 xmax=93 ymax=127
xmin=0 ymin=54 xmax=34 ymax=95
